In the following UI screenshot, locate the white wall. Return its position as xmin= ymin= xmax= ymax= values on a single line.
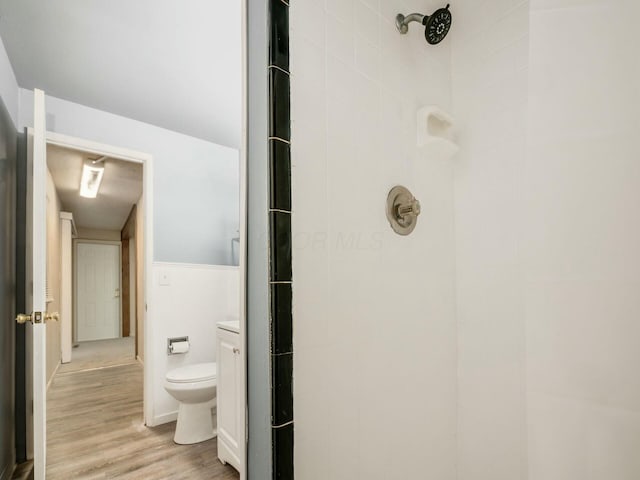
xmin=290 ymin=1 xmax=457 ymax=478
xmin=149 ymin=263 xmax=239 ymax=424
xmin=451 ymin=1 xmax=530 ymax=479
xmin=19 ymin=88 xmax=240 ymax=266
xmin=525 ymin=1 xmax=640 ymax=478
xmin=0 ymin=36 xmax=18 ymax=127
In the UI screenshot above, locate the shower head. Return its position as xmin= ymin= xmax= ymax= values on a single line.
xmin=396 ymin=4 xmax=452 ymax=45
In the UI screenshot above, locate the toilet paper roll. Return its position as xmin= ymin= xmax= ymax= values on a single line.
xmin=170 ymin=341 xmax=190 ymax=354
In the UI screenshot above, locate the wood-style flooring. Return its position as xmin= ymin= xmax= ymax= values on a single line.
xmin=47 ymin=361 xmax=239 ymax=479
xmin=57 ymin=337 xmax=137 ymax=374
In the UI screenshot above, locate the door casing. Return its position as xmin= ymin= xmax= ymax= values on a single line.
xmin=44 ymin=131 xmax=154 ymax=424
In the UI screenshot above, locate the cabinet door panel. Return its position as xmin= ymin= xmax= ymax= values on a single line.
xmin=217 ymin=329 xmax=239 ymax=449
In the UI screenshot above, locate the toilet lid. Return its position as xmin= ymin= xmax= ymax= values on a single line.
xmin=166 ymin=362 xmax=217 ymax=383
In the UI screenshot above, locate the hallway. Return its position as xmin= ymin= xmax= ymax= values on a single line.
xmin=47 ymin=360 xmax=238 ymax=479
xmin=57 ymin=337 xmax=136 ymax=374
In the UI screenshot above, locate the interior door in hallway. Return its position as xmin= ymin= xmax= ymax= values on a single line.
xmin=76 ymin=242 xmax=121 ymax=341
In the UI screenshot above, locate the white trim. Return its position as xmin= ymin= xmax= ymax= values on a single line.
xmin=59 ymin=212 xmax=74 ymax=364
xmin=154 ymin=411 xmax=178 ymax=426
xmin=59 ymin=211 xmax=77 ymax=237
xmin=153 ymin=261 xmax=240 ymax=271
xmin=46 ymin=361 xmax=60 ymax=392
xmin=46 ymin=131 xmax=152 ymax=164
xmin=74 ymin=239 xmax=122 ymax=246
xmin=30 ymin=89 xmax=48 ymax=480
xmin=240 ymin=0 xmax=248 ymax=478
xmin=45 ymin=132 xmax=154 ymax=427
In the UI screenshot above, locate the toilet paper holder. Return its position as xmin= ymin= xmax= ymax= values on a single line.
xmin=167 ymin=336 xmax=190 ymax=355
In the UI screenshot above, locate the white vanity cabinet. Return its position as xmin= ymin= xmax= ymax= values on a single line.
xmin=216 ymin=321 xmax=242 ymax=471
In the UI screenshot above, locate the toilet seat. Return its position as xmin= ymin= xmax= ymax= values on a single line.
xmin=166 ymin=362 xmax=217 ymax=383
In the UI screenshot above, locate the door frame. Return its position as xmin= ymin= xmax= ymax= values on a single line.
xmin=44 ymin=131 xmax=154 ymax=425
xmin=239 ymin=0 xmax=247 ymax=477
xmin=73 ymin=239 xmax=123 ymax=342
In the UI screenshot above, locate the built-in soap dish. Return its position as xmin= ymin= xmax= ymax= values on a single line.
xmin=417 ymin=105 xmax=459 ymax=159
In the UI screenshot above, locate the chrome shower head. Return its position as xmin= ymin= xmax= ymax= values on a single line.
xmin=396 ymin=4 xmax=452 ymax=45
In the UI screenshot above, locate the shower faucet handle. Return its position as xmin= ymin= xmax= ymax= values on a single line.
xmin=386 ymin=186 xmax=421 ymax=236
xmin=397 ymin=198 xmax=421 ymax=218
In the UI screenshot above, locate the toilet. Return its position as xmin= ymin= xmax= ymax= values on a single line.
xmin=164 ymin=362 xmax=217 ymax=445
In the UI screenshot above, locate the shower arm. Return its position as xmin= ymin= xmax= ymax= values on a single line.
xmin=396 ymin=13 xmax=425 ymax=34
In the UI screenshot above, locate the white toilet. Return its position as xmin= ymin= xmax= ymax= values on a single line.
xmin=164 ymin=362 xmax=218 ymax=445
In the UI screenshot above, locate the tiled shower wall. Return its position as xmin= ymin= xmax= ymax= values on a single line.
xmin=453 ymin=0 xmax=640 ymax=479
xmin=451 ymin=1 xmax=530 ymax=479
xmin=290 ymin=1 xmax=457 ymax=478
xmin=525 ymin=1 xmax=640 ymax=477
xmin=288 ymin=0 xmax=640 ymax=479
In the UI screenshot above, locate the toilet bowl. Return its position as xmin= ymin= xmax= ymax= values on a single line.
xmin=164 ymin=362 xmax=217 ymax=445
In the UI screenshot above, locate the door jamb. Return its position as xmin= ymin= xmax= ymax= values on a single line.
xmin=240 ymin=0 xmax=248 ymax=478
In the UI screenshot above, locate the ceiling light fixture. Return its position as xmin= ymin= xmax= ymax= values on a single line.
xmin=79 ymin=159 xmax=105 ymax=198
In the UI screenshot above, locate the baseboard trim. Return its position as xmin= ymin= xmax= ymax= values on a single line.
xmin=153 ymin=410 xmax=178 ymax=426
xmin=136 ymin=355 xmax=143 ymax=366
xmin=46 ymin=361 xmax=61 ymax=391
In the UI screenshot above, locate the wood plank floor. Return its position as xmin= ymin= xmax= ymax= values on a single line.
xmin=58 ymin=337 xmax=136 ymax=374
xmin=47 ymin=362 xmax=239 ymax=480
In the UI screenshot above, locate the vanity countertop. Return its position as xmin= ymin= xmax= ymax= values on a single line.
xmin=217 ymin=320 xmax=240 ymax=334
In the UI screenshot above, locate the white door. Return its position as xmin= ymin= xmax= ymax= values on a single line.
xmin=18 ymin=89 xmax=50 ymax=480
xmin=76 ymin=242 xmax=121 ymax=341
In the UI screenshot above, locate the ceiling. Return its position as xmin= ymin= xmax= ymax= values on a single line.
xmin=0 ymin=0 xmax=241 ymax=148
xmin=47 ymin=144 xmax=143 ymax=231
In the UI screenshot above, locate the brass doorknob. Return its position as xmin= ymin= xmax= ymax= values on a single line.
xmin=45 ymin=312 xmax=60 ymax=322
xmin=16 ymin=313 xmax=32 ymax=324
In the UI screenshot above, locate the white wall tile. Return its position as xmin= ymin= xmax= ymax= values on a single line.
xmin=355 ymin=33 xmax=381 ymax=80
xmin=292 ymin=0 xmax=456 ymax=476
xmin=354 ymin=1 xmax=380 ymax=47
xmin=452 ymin=1 xmax=529 ymax=479
xmin=290 ymin=0 xmax=326 ymax=48
xmin=325 ymin=0 xmax=354 ymax=25
xmin=293 ymin=0 xmax=639 ymax=478
xmin=525 ymin=4 xmax=640 ymax=477
xmin=326 ymin=13 xmax=355 ymax=66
